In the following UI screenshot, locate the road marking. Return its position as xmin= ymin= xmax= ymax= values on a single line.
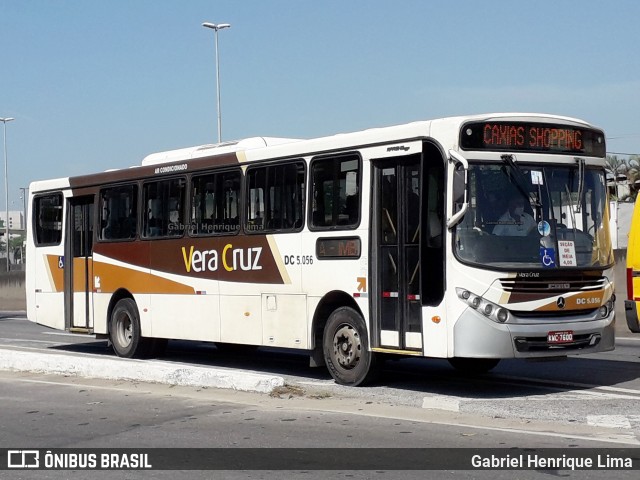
xmin=422 ymin=395 xmax=460 ymax=411
xmin=588 ymin=415 xmax=632 ymax=429
xmin=492 ymin=374 xmax=640 ymax=398
xmin=436 ymin=421 xmax=639 ymax=445
xmin=617 ymin=337 xmax=640 ymax=343
xmin=421 ymin=388 xmax=637 ymax=412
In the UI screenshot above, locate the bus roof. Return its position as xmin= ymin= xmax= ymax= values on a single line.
xmin=29 ymin=113 xmax=602 ymax=194
xmin=141 ymin=137 xmax=301 ymax=166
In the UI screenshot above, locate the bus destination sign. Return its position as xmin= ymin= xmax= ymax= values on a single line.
xmin=460 ymin=121 xmax=606 ymax=157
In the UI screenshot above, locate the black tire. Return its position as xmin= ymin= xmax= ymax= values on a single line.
xmin=448 ymin=357 xmax=500 ymax=374
xmin=109 ymin=298 xmax=151 ymax=358
xmin=323 ymin=307 xmax=379 ymax=386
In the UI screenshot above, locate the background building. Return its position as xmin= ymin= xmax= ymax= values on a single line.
xmin=0 ymin=211 xmax=25 ymax=232
xmin=0 ymin=211 xmax=26 ymax=267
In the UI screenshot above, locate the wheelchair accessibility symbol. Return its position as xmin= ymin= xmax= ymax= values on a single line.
xmin=539 ymin=247 xmax=556 ymax=268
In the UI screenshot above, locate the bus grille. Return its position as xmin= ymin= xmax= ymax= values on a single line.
xmin=510 ymin=309 xmax=599 ymax=319
xmin=500 ymin=276 xmax=606 ymax=294
xmin=514 ymin=333 xmax=600 ymax=352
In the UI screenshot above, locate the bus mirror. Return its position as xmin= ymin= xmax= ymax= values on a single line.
xmin=452 ymin=164 xmax=465 ymax=204
xmin=447 ymin=150 xmax=469 ymax=229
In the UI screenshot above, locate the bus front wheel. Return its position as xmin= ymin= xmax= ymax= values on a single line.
xmin=323 ymin=307 xmax=378 ymax=386
xmin=109 ymin=298 xmax=150 ymax=358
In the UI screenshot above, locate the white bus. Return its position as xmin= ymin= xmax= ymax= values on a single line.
xmin=26 ymin=113 xmax=615 ymax=385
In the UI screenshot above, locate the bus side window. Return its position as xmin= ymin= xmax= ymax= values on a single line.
xmin=245 ymin=161 xmax=304 ymax=234
xmin=98 ymin=185 xmax=137 ymax=241
xmin=310 ymin=154 xmax=361 ymax=230
xmin=191 ymin=170 xmax=241 ymax=236
xmin=147 ymin=199 xmax=162 ymax=237
xmin=34 ymin=193 xmax=63 ymax=246
xmin=143 ymin=178 xmax=185 ymax=238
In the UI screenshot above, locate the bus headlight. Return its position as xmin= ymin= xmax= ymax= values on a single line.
xmin=456 ymin=288 xmax=510 ymax=323
xmin=598 ymin=300 xmax=614 ymax=318
xmin=496 ymin=308 xmax=509 ymax=323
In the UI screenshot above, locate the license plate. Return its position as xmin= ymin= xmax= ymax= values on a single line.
xmin=547 ymin=330 xmax=574 ymax=344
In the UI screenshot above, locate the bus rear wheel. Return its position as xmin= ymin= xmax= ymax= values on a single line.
xmin=448 ymin=357 xmax=500 ymax=374
xmin=109 ymin=298 xmax=150 ymax=358
xmin=323 ymin=307 xmax=378 ymax=386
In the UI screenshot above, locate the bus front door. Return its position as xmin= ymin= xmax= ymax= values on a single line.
xmin=64 ymin=197 xmax=94 ymax=331
xmin=372 ymin=157 xmax=423 ymax=351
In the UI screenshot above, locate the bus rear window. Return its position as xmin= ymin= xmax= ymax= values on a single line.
xmin=33 ymin=193 xmax=63 ymax=246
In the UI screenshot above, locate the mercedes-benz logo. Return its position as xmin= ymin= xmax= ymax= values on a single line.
xmin=557 ymin=297 xmax=566 ymax=309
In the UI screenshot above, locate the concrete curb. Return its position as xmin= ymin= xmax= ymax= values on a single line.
xmin=0 ymin=349 xmax=285 ymax=394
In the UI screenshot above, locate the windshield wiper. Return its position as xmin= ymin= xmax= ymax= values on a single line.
xmin=575 ymin=157 xmax=585 ymax=214
xmin=500 ymin=154 xmax=541 ymax=212
xmin=564 ymin=184 xmax=579 ymax=237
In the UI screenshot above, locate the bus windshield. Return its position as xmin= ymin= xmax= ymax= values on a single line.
xmin=454 ymin=161 xmax=613 ymax=270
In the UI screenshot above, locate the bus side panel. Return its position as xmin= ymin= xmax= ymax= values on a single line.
xmin=92 ymin=292 xmax=110 ymax=335
xmin=262 ymin=293 xmax=307 ymax=348
xmin=26 ymin=197 xmax=37 ymax=322
xmin=301 ymin=228 xmax=369 ymax=334
xmin=31 ymin=248 xmax=66 ymax=330
xmin=625 ymin=197 xmax=640 ymax=332
xmin=219 ymin=294 xmax=262 ymax=345
xmin=28 ymin=191 xmax=67 ymax=330
xmin=421 ymin=304 xmax=449 ymax=358
xmin=151 ymin=293 xmax=220 ymax=342
xmin=219 ymin=234 xmax=302 ymax=347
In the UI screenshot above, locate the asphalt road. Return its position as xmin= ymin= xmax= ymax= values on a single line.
xmin=1 ymin=313 xmax=639 ymax=450
xmin=1 ymin=371 xmax=639 ymax=480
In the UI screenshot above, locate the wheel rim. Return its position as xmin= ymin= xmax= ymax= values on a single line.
xmin=115 ymin=311 xmax=133 ymax=348
xmin=332 ymin=324 xmax=361 ymax=370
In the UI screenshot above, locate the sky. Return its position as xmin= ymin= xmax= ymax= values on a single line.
xmin=1 ymin=0 xmax=640 ymax=211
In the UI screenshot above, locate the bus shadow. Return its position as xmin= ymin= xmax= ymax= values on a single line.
xmin=48 ymin=339 xmax=640 ymax=400
xmin=374 ymin=355 xmax=640 ymax=399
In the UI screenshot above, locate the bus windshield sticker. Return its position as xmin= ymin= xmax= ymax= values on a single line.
xmin=537 ymin=221 xmax=551 ymax=237
xmin=531 ymin=170 xmax=543 ymax=185
xmin=540 ymin=247 xmax=556 ymax=268
xmin=558 ymin=240 xmax=577 ymax=267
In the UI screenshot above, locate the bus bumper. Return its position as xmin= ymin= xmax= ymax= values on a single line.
xmin=624 ymin=300 xmax=640 ymax=333
xmin=453 ymin=309 xmax=616 ymax=359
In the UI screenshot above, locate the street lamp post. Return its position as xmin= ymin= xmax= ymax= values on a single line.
xmin=1 ymin=117 xmax=14 ymax=272
xmin=202 ymin=22 xmax=231 ymax=143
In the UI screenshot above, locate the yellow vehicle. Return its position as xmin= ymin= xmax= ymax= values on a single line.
xmin=625 ymin=196 xmax=640 ymax=332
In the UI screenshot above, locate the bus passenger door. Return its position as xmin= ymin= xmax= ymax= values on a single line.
xmin=64 ymin=197 xmax=94 ymax=331
xmin=372 ymin=156 xmax=423 ymax=351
